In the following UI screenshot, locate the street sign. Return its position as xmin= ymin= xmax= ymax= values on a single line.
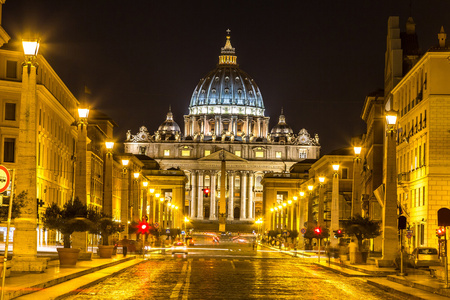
xmin=0 ymin=166 xmax=10 ymax=193
xmin=300 ymin=228 xmax=306 ymax=234
xmin=438 ymin=208 xmax=450 ymax=227
xmin=154 ymin=222 xmax=159 ymax=228
xmin=406 ymin=233 xmax=412 ymax=239
xmin=166 ymin=228 xmax=170 ymax=234
xmin=181 ymin=230 xmax=185 ymax=235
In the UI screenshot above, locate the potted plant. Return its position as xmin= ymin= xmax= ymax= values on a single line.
xmin=343 ymin=214 xmax=381 ymax=263
xmin=43 ymin=198 xmax=91 ymax=266
xmin=90 ymin=211 xmax=122 ymax=258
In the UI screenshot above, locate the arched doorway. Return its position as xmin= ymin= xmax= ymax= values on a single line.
xmin=234 ymin=207 xmax=240 ymax=220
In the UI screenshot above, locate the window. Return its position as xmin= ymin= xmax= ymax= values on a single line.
xmin=341 ymin=168 xmax=348 ymax=179
xmin=4 ymin=103 xmax=16 ymax=121
xmin=234 ymin=150 xmax=241 ymax=157
xmin=181 ymin=150 xmax=190 ymax=157
xmin=299 ymin=149 xmax=307 ymax=159
xmin=164 ymin=149 xmax=170 ymax=156
xmin=255 ymin=151 xmax=264 ymax=158
xmin=6 ymin=60 xmax=17 ymax=78
xmin=422 ymin=186 xmax=426 ymax=206
xmin=3 ymin=138 xmax=15 ymax=162
xmin=204 ymin=150 xmax=211 ymax=156
xmin=275 ymin=151 xmax=282 ymax=158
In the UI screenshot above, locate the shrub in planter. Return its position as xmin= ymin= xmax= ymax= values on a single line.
xmin=89 ymin=211 xmax=122 ymax=258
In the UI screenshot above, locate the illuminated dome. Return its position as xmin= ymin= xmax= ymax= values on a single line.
xmin=270 ymin=109 xmax=293 ymax=137
xmin=158 ymin=107 xmax=181 ymax=134
xmin=189 ymin=32 xmax=265 ymax=117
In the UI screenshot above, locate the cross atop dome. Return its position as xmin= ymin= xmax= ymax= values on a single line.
xmin=219 ymin=29 xmax=237 ymax=65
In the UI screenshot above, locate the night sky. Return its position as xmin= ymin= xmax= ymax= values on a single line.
xmin=3 ymin=1 xmax=450 ymax=155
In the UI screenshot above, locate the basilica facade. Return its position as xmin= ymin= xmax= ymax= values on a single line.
xmin=124 ymin=33 xmax=321 ymax=224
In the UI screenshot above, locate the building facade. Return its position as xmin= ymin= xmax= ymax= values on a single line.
xmin=124 ymin=33 xmax=321 ymax=226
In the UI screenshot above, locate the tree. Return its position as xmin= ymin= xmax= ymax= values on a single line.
xmin=88 ymin=210 xmax=122 ymax=246
xmin=0 ymin=191 xmax=26 ymax=220
xmin=43 ymin=198 xmax=92 ymax=248
xmin=343 ymin=214 xmax=381 ymax=252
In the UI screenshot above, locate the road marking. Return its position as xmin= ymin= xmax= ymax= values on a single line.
xmin=230 ymin=261 xmax=236 ymax=269
xmin=182 ymin=260 xmax=191 ymax=300
xmin=170 ymin=261 xmax=187 ymax=299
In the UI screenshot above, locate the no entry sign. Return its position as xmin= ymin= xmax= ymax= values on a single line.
xmin=0 ymin=165 xmax=10 ymax=193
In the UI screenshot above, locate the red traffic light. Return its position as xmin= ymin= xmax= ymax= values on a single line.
xmin=137 ymin=220 xmax=150 ymax=234
xmin=337 ymin=229 xmax=342 ymax=234
xmin=437 ymin=227 xmax=446 ymax=236
xmin=203 ymin=188 xmax=210 ymax=197
xmin=314 ymin=227 xmax=321 ymax=235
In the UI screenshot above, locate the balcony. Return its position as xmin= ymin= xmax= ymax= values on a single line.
xmin=398 ymin=172 xmax=410 ymax=183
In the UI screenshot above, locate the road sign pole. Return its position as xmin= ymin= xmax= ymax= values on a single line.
xmin=445 ymin=226 xmax=448 ymax=289
xmin=1 ymin=169 xmax=14 ymax=300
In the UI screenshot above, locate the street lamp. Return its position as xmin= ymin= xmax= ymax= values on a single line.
xmin=121 ymin=159 xmax=129 ymax=174
xmin=353 ymin=145 xmax=363 ymax=217
xmin=330 ymin=163 xmax=340 ymax=246
xmin=318 ymin=176 xmax=326 ymax=226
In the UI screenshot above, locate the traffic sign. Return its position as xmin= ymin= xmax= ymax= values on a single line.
xmin=166 ymin=228 xmax=170 ymax=234
xmin=300 ymin=228 xmax=306 ymax=234
xmin=181 ymin=230 xmax=185 ymax=235
xmin=0 ymin=166 xmax=10 ymax=193
xmin=154 ymin=222 xmax=159 ymax=228
xmin=406 ymin=233 xmax=412 ymax=239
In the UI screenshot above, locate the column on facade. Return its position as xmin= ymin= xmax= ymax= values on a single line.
xmin=190 ymin=171 xmax=197 ymax=218
xmin=248 ymin=172 xmax=254 ymax=219
xmin=203 ymin=115 xmax=208 ymax=134
xmin=197 ymin=171 xmax=204 ymax=219
xmin=215 ymin=115 xmax=220 ymax=134
xmin=256 ymin=118 xmax=261 ymax=138
xmin=240 ymin=171 xmax=247 ymax=219
xmin=228 ymin=171 xmax=234 ymax=220
xmin=210 ymin=171 xmax=217 ymax=220
xmin=173 ymin=186 xmax=184 ymax=228
xmin=190 ymin=116 xmax=196 ymax=135
xmin=184 ymin=116 xmax=190 ymax=137
xmin=245 ymin=116 xmax=250 ymax=137
xmin=231 ymin=116 xmax=237 ymax=135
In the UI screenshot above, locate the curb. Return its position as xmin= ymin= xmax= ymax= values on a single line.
xmin=53 ymin=259 xmax=146 ymax=300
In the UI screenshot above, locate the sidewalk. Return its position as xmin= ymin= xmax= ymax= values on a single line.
xmin=1 ymin=254 xmax=144 ymax=300
xmin=261 ymin=243 xmax=450 ymax=300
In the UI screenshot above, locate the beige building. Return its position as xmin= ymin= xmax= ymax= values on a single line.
xmin=390 ymin=27 xmax=450 ymax=249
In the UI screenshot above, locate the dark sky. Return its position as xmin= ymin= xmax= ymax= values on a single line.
xmin=3 ymin=0 xmax=450 ymax=154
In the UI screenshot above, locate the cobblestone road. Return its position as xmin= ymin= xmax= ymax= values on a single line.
xmin=63 ymin=244 xmax=407 ymax=300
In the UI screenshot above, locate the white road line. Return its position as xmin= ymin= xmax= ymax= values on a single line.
xmin=170 ymin=261 xmax=187 ymax=299
xmin=182 ymin=260 xmax=192 ymax=300
xmin=230 ymin=261 xmax=236 ymax=269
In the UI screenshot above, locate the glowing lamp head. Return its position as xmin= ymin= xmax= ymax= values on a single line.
xmin=121 ymin=159 xmax=129 ymax=167
xmin=319 ymin=176 xmax=325 ymax=183
xmin=143 ymin=181 xmax=148 ymax=187
xmin=353 ymin=146 xmax=362 ymax=156
xmin=105 ymin=141 xmax=114 ymax=150
xmin=299 ymin=191 xmax=305 ymax=197
xmin=160 ymin=197 xmax=164 ymax=202
xmin=332 ymin=164 xmax=340 ymax=171
xmin=386 ymin=112 xmax=398 ymax=125
xmin=184 ymin=217 xmax=190 ymax=222
xmin=78 ymin=108 xmax=89 ymax=120
xmin=307 ymin=185 xmax=313 ymax=191
xmin=133 ymin=172 xmax=140 ymax=179
xmin=22 ymin=39 xmax=40 ymax=57
xmin=155 ymin=193 xmax=160 ymax=198
xmin=274 ymin=207 xmax=278 ymax=211
xmin=293 ymin=196 xmax=298 ymax=201
xmin=149 ymin=188 xmax=155 ymax=194
xmin=287 ymin=200 xmax=292 ymax=205
xmin=278 ymin=205 xmax=282 ymax=209
xmin=282 ymin=202 xmax=287 ymax=207
xmin=270 ymin=208 xmax=274 ymax=212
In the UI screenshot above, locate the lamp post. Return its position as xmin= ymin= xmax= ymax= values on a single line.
xmin=352 ymin=146 xmax=363 ymax=217
xmin=12 ymin=38 xmax=47 ymax=272
xmin=307 ymin=185 xmax=314 ymax=228
xmin=378 ymin=111 xmax=399 ymax=264
xmin=132 ymin=172 xmax=140 ymax=224
xmin=184 ymin=217 xmax=190 ymax=242
xmin=330 ymin=164 xmax=340 ymax=247
xmin=142 ymin=181 xmax=148 ymax=221
xmin=318 ymin=176 xmax=325 ymax=227
xmin=104 ymin=141 xmax=114 ymax=217
xmin=121 ymin=159 xmax=130 ymax=237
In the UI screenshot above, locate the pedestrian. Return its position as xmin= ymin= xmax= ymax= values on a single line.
xmin=348 ymin=239 xmax=358 ymax=264
xmin=121 ymin=235 xmax=129 ymax=257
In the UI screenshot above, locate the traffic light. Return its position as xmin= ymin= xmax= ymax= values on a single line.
xmin=436 ymin=227 xmax=446 ymax=239
xmin=202 ymin=187 xmax=210 ymax=197
xmin=137 ymin=220 xmax=150 ymax=234
xmin=314 ymin=227 xmax=322 ymax=235
xmin=334 ymin=229 xmax=343 ymax=238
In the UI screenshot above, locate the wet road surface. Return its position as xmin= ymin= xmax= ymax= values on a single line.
xmin=63 ymin=240 xmax=407 ymax=300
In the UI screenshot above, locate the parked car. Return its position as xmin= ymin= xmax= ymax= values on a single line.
xmin=408 ymin=247 xmax=441 ymax=268
xmin=171 ymin=241 xmax=188 ymax=254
